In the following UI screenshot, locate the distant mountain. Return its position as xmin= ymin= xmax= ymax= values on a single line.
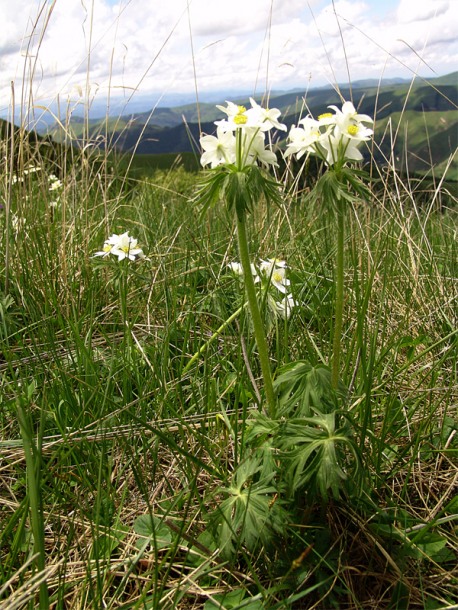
xmin=9 ymin=72 xmax=458 ymax=179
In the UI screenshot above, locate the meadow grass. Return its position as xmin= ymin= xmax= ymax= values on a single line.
xmin=0 ymin=7 xmax=457 ymax=607
xmin=0 ymin=141 xmax=456 ymax=608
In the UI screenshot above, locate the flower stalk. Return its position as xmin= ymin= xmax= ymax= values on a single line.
xmin=332 ymin=202 xmax=345 ymax=388
xmin=197 ymin=98 xmax=287 ymax=417
xmin=236 ymin=214 xmax=277 ymax=418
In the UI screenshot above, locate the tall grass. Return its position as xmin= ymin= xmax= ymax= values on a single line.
xmin=0 ymin=4 xmax=457 ymax=610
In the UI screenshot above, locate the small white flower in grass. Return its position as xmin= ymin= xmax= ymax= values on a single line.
xmin=23 ymin=166 xmax=40 ymax=176
xmin=227 ymin=261 xmax=260 ymax=283
xmin=227 ymin=261 xmax=244 ymax=275
xmin=260 ymin=257 xmax=287 ymax=271
xmin=260 ymin=258 xmax=290 ymax=294
xmin=275 ymin=293 xmax=298 ymax=320
xmin=200 ymin=127 xmax=236 ymax=168
xmin=48 ymin=174 xmax=63 ymax=191
xmin=93 ymin=232 xmax=145 ymax=261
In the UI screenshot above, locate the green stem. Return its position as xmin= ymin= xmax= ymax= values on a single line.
xmin=16 ymin=398 xmax=49 ymax=609
xmin=332 ymin=203 xmax=345 ymax=389
xmin=236 ymin=214 xmax=276 ymax=417
xmin=182 ymin=303 xmax=246 ymax=375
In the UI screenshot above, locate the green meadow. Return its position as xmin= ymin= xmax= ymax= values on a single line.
xmin=0 ymin=67 xmax=457 ymax=610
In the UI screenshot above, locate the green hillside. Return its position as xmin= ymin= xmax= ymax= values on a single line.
xmin=41 ymin=72 xmax=458 ymax=178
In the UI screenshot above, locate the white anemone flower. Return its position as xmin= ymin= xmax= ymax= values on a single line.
xmin=48 ymin=174 xmax=63 ymax=191
xmin=215 ymin=99 xmax=284 ymax=133
xmin=260 ymin=259 xmax=290 ymax=294
xmin=275 ymin=293 xmax=298 ymax=319
xmin=320 ymin=132 xmax=364 ymax=166
xmin=284 ymin=117 xmax=322 ymax=160
xmin=94 ymin=232 xmax=145 ymax=261
xmin=244 ymin=132 xmax=278 ymax=168
xmin=325 ymin=101 xmax=373 ymax=143
xmin=227 ymin=261 xmax=244 ymax=275
xmin=227 ymin=261 xmax=260 ymax=283
xmin=247 ymin=97 xmax=286 ymax=132
xmin=200 ymin=127 xmax=236 ymax=168
xmin=328 ymin=101 xmax=373 ymax=128
xmin=215 ymin=102 xmax=255 ymax=132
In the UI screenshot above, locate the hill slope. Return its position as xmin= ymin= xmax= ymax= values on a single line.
xmin=36 ymin=72 xmax=458 ymax=178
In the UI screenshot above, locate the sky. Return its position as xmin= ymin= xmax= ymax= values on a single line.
xmin=0 ymin=0 xmax=457 ymax=116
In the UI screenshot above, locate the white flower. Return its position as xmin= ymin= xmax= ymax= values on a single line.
xmin=284 ymin=117 xmax=322 ymax=160
xmin=48 ymin=174 xmax=63 ymax=191
xmin=328 ymin=101 xmax=373 ymax=129
xmin=200 ymin=127 xmax=236 ymax=168
xmin=275 ymin=293 xmax=298 ymax=319
xmin=324 ymin=101 xmax=373 ymax=144
xmin=247 ymin=98 xmax=286 ymax=132
xmin=320 ymin=132 xmax=364 ymax=166
xmin=23 ymin=166 xmax=40 ymax=176
xmin=227 ymin=261 xmax=244 ymax=275
xmin=260 ymin=257 xmax=287 ymax=271
xmin=285 ymin=101 xmax=373 ymax=166
xmin=215 ymin=99 xmax=285 ymax=133
xmin=243 ymin=131 xmax=278 ymax=168
xmin=260 ymin=258 xmax=290 ymax=294
xmin=227 ymin=261 xmax=260 ymax=283
xmin=93 ymin=232 xmax=145 ymax=261
xmin=215 ymin=102 xmax=256 ymax=132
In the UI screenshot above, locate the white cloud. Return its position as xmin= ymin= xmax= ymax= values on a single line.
xmin=0 ymin=0 xmax=456 ymax=113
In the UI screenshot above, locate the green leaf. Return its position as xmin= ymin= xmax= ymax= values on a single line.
xmin=405 ymin=530 xmax=448 ymax=561
xmin=133 ymin=514 xmax=172 ymax=551
xmin=211 ymin=456 xmax=288 ymax=559
xmin=274 ymin=360 xmax=346 ymax=417
xmin=90 ymin=525 xmax=128 ymax=560
xmin=204 ymin=589 xmax=263 ymax=609
xmin=278 ymin=409 xmax=359 ymax=499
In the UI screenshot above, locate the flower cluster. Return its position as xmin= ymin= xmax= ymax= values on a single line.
xmin=284 ymin=101 xmax=373 ymax=166
xmin=228 ymin=257 xmax=298 ymax=320
xmin=48 ymin=174 xmax=63 ymax=208
xmin=11 ymin=166 xmax=41 ymax=184
xmin=200 ymin=98 xmax=286 ymax=170
xmin=93 ymin=232 xmax=145 ymax=261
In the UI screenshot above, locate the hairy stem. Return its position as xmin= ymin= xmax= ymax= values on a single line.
xmin=236 ymin=214 xmax=276 ymax=417
xmin=332 ymin=203 xmax=345 ymax=388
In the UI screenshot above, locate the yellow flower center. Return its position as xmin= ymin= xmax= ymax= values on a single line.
xmin=318 ymin=112 xmax=333 ymax=119
xmin=234 ymin=114 xmax=248 ymax=125
xmin=103 ymin=244 xmax=112 ymax=253
xmin=272 ymin=270 xmax=284 ymax=283
xmin=347 ymin=124 xmax=359 ymax=136
xmin=233 ymin=105 xmax=248 ymax=125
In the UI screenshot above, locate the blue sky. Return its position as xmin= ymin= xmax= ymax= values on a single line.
xmin=0 ymin=0 xmax=456 ymax=111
